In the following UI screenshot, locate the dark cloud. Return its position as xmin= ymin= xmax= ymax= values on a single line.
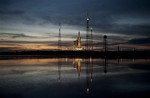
xmin=0 ymin=0 xmax=150 ymax=37
xmin=11 ymin=34 xmax=36 ymax=39
xmin=0 ymin=40 xmax=50 ymax=44
xmin=0 ymin=33 xmax=48 ymax=39
xmin=127 ymin=37 xmax=150 ymax=44
xmin=86 ymin=41 xmax=125 ymax=47
xmin=94 ymin=24 xmax=150 ymax=36
xmin=48 ymin=41 xmax=72 ymax=46
xmin=86 ymin=0 xmax=150 ymax=16
xmin=38 ymin=0 xmax=150 ymax=36
xmin=0 ymin=0 xmax=13 ymax=6
xmin=0 ymin=10 xmax=24 ymax=15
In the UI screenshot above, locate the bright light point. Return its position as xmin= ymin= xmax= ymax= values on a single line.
xmin=90 ymin=27 xmax=92 ymax=30
xmin=91 ymin=78 xmax=93 ymax=82
xmin=90 ymin=57 xmax=92 ymax=62
xmin=86 ymin=88 xmax=90 ymax=94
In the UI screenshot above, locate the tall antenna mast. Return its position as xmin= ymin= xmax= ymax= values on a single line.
xmin=103 ymin=35 xmax=107 ymax=52
xmin=86 ymin=13 xmax=90 ymax=50
xmin=90 ymin=27 xmax=93 ymax=51
xmin=58 ymin=23 xmax=61 ymax=50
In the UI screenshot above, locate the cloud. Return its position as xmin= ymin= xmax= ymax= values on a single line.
xmin=127 ymin=37 xmax=150 ymax=44
xmin=33 ymin=0 xmax=150 ymax=36
xmin=0 ymin=10 xmax=24 ymax=15
xmin=0 ymin=0 xmax=13 ymax=6
xmin=0 ymin=32 xmax=49 ymax=40
xmin=95 ymin=24 xmax=150 ymax=36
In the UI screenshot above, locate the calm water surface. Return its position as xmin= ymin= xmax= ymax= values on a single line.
xmin=0 ymin=58 xmax=150 ymax=98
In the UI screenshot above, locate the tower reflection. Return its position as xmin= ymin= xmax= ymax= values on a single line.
xmin=90 ymin=57 xmax=93 ymax=83
xmin=73 ymin=58 xmax=94 ymax=94
xmin=104 ymin=58 xmax=108 ymax=74
xmin=86 ymin=58 xmax=90 ymax=94
xmin=57 ymin=58 xmax=62 ymax=82
xmin=86 ymin=57 xmax=94 ymax=94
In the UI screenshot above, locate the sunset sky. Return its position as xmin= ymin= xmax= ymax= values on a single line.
xmin=0 ymin=0 xmax=150 ymax=51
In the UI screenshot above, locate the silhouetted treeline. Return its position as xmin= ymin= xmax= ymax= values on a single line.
xmin=0 ymin=50 xmax=150 ymax=59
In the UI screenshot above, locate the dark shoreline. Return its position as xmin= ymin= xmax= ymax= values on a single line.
xmin=0 ymin=50 xmax=150 ymax=59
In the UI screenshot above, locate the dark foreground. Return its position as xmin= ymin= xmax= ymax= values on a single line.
xmin=0 ymin=50 xmax=150 ymax=59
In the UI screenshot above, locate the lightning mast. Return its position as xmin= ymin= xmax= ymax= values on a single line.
xmin=90 ymin=27 xmax=93 ymax=51
xmin=103 ymin=35 xmax=107 ymax=52
xmin=86 ymin=13 xmax=90 ymax=50
xmin=58 ymin=23 xmax=61 ymax=50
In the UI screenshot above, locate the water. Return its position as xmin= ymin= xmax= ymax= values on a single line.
xmin=0 ymin=58 xmax=150 ymax=98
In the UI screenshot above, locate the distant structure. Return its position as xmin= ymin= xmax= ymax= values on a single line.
xmin=58 ymin=23 xmax=61 ymax=50
xmin=73 ymin=32 xmax=83 ymax=50
xmin=90 ymin=27 xmax=93 ymax=51
xmin=86 ymin=13 xmax=90 ymax=50
xmin=103 ymin=35 xmax=107 ymax=52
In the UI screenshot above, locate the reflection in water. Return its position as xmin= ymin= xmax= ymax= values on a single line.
xmin=86 ymin=58 xmax=90 ymax=94
xmin=86 ymin=57 xmax=94 ymax=94
xmin=104 ymin=59 xmax=108 ymax=74
xmin=0 ymin=58 xmax=150 ymax=98
xmin=90 ymin=57 xmax=93 ymax=83
xmin=58 ymin=59 xmax=61 ymax=82
xmin=73 ymin=58 xmax=94 ymax=94
xmin=73 ymin=58 xmax=82 ymax=77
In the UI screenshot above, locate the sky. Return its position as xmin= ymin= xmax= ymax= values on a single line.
xmin=0 ymin=0 xmax=150 ymax=51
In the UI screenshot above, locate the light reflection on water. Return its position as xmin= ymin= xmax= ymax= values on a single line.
xmin=0 ymin=58 xmax=150 ymax=98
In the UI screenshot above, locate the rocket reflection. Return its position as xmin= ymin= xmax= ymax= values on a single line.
xmin=73 ymin=58 xmax=94 ymax=94
xmin=73 ymin=58 xmax=82 ymax=77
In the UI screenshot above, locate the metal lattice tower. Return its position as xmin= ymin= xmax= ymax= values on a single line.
xmin=58 ymin=23 xmax=61 ymax=50
xmin=86 ymin=13 xmax=90 ymax=50
xmin=103 ymin=35 xmax=107 ymax=52
xmin=90 ymin=27 xmax=93 ymax=51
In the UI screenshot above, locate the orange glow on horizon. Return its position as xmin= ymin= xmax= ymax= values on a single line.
xmin=0 ymin=43 xmax=150 ymax=51
xmin=0 ymin=44 xmax=74 ymax=51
